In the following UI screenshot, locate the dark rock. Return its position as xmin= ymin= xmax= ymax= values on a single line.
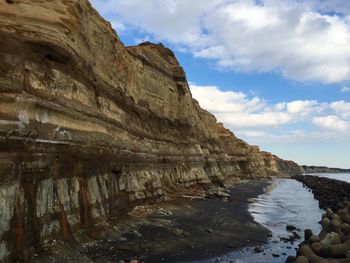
xmin=304 ymin=229 xmax=313 ymax=241
xmin=254 ymin=245 xmax=264 ymax=253
xmin=280 ymin=235 xmax=297 ymax=243
xmin=206 ymin=228 xmax=213 ymax=233
xmin=301 ymin=165 xmax=350 ymax=174
xmin=285 ymin=255 xmax=296 ymax=263
xmin=206 ymin=187 xmax=230 ymax=199
xmin=286 ymin=225 xmax=297 ymax=231
xmin=292 ymin=175 xmax=350 ymax=211
xmin=292 ymin=231 xmax=301 ymax=239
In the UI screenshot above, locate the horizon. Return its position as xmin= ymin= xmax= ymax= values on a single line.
xmin=90 ymin=0 xmax=350 ymax=169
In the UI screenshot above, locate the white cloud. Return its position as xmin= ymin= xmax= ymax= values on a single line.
xmin=329 ymin=100 xmax=350 ymax=118
xmin=341 ymin=86 xmax=350 ymax=93
xmin=190 ymin=84 xmax=350 ymax=140
xmin=90 ymin=0 xmax=350 ymax=83
xmin=110 ymin=20 xmax=126 ymax=34
xmin=190 ymin=84 xmax=321 ymax=128
xmin=237 ymin=129 xmax=343 ymax=144
xmin=240 ymin=130 xmax=268 ymax=138
xmin=217 ymin=111 xmax=293 ymax=128
xmin=313 ymin=115 xmax=349 ymax=132
xmin=190 ymin=84 xmax=264 ymax=113
xmin=286 ymin=100 xmax=318 ymax=114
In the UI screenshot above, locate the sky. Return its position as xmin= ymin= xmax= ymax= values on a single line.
xmin=90 ymin=0 xmax=350 ymax=168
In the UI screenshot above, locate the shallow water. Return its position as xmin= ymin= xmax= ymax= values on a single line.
xmin=306 ymin=173 xmax=350 ymax=183
xmin=190 ymin=179 xmax=324 ymax=263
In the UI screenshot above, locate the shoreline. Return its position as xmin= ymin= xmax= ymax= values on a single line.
xmin=33 ymin=180 xmax=272 ymax=263
xmin=294 ymin=175 xmax=350 ymax=212
xmin=287 ymin=175 xmax=350 ymax=263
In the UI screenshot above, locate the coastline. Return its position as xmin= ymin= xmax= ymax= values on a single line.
xmin=33 ymin=180 xmax=271 ymax=263
xmin=293 ymin=175 xmax=350 ymax=211
xmin=287 ymin=175 xmax=350 ymax=263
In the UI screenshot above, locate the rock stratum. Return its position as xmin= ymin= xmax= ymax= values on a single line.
xmin=0 ymin=0 xmax=301 ymax=261
xmin=302 ymin=166 xmax=350 ymax=174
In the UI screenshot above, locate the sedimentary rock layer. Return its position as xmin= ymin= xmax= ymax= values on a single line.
xmin=0 ymin=0 xmax=299 ymax=261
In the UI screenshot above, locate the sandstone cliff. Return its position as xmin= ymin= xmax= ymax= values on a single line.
xmin=0 ymin=0 xmax=299 ymax=261
xmin=260 ymin=152 xmax=304 ymax=176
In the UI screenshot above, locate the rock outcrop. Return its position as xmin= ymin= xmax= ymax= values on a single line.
xmin=302 ymin=166 xmax=350 ymax=174
xmin=260 ymin=151 xmax=304 ymax=176
xmin=0 ymin=0 xmax=299 ymax=261
xmin=289 ymin=176 xmax=350 ymax=263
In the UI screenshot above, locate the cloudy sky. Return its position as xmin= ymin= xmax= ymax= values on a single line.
xmin=90 ymin=0 xmax=350 ymax=168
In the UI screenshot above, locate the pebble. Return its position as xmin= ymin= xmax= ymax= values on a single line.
xmin=206 ymin=228 xmax=214 ymax=233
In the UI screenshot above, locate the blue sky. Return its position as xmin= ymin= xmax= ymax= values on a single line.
xmin=90 ymin=0 xmax=350 ymax=168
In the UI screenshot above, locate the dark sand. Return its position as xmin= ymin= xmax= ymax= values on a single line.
xmin=82 ymin=180 xmax=271 ymax=263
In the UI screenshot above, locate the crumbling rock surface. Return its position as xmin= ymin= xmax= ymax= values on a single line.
xmin=0 ymin=0 xmax=300 ymax=261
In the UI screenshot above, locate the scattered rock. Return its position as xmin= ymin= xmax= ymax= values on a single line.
xmin=254 ymin=245 xmax=264 ymax=253
xmin=304 ymin=229 xmax=313 ymax=241
xmin=292 ymin=231 xmax=301 ymax=239
xmin=206 ymin=228 xmax=214 ymax=233
xmin=291 ymin=176 xmax=350 ymax=263
xmin=206 ymin=187 xmax=231 ymax=199
xmin=158 ymin=208 xmax=173 ymax=216
xmin=132 ymin=230 xmax=143 ymax=237
xmin=286 ymin=225 xmax=297 ymax=231
xmin=285 ymin=255 xmax=296 ymax=263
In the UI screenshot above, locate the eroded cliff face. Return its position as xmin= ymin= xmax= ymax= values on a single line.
xmin=0 ymin=0 xmax=299 ymax=261
xmin=260 ymin=152 xmax=304 ymax=176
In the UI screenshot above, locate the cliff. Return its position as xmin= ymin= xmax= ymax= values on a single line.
xmin=302 ymin=165 xmax=350 ymax=174
xmin=260 ymin=152 xmax=304 ymax=176
xmin=0 ymin=0 xmax=299 ymax=261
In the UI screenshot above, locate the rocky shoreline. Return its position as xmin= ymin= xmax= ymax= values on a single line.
xmin=287 ymin=175 xmax=350 ymax=263
xmin=301 ymin=167 xmax=350 ymax=174
xmin=32 ymin=180 xmax=271 ymax=263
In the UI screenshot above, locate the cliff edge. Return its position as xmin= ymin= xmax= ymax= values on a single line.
xmin=0 ymin=0 xmax=300 ymax=261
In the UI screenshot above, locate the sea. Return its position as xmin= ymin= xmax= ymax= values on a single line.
xmin=194 ymin=173 xmax=350 ymax=263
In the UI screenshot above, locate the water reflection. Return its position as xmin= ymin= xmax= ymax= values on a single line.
xmin=193 ymin=179 xmax=323 ymax=263
xmin=233 ymin=179 xmax=323 ymax=263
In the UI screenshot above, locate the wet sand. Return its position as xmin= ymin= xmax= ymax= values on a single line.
xmin=81 ymin=180 xmax=271 ymax=263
